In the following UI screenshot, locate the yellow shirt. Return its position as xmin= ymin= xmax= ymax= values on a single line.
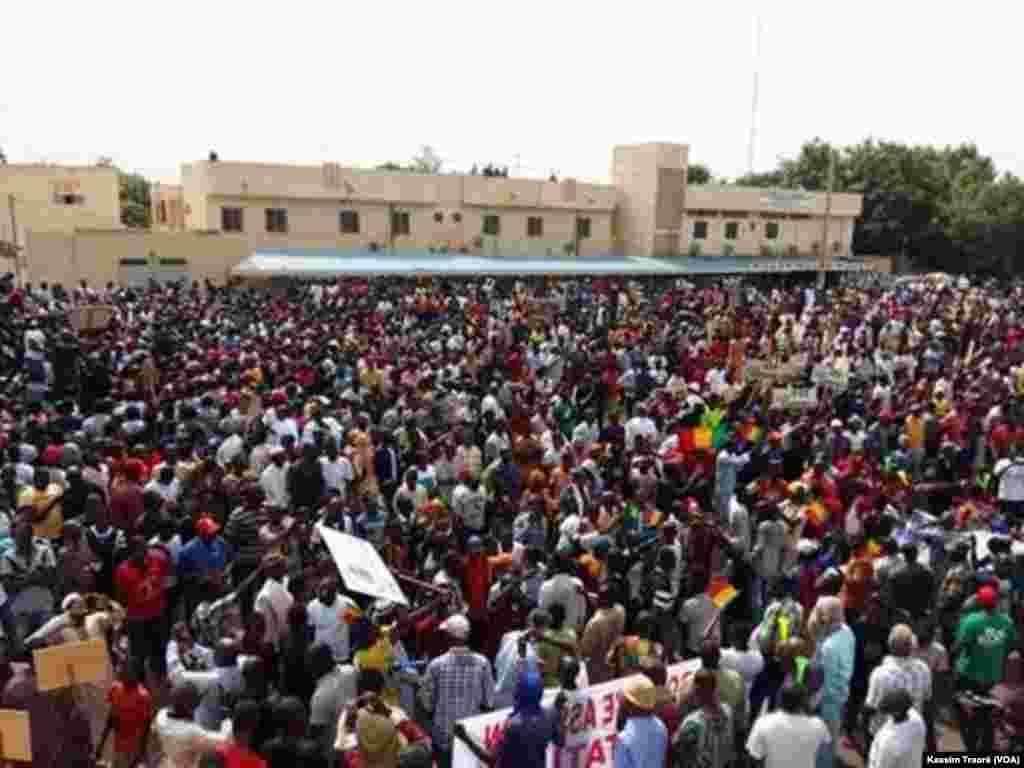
xmin=905 ymin=415 xmax=925 ymax=449
xmin=17 ymin=484 xmax=64 ymax=540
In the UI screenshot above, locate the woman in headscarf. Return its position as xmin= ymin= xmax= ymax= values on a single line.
xmin=453 ymin=670 xmax=566 ymax=768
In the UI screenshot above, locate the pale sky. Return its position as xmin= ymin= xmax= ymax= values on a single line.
xmin=3 ymin=0 xmax=1022 ymax=186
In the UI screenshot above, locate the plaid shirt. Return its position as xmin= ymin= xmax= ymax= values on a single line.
xmin=418 ymin=646 xmax=495 ymax=750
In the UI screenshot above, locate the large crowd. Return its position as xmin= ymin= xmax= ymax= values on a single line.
xmin=0 ymin=270 xmax=1021 ymax=768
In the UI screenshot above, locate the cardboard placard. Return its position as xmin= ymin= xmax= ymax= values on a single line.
xmin=773 ymin=386 xmax=819 ymax=410
xmin=33 ymin=638 xmax=111 ymax=691
xmin=68 ymin=305 xmax=116 ymax=333
xmin=0 ymin=709 xmax=32 ymax=762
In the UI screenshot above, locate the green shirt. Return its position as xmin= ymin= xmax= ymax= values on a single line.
xmin=955 ymin=610 xmax=1017 ymax=686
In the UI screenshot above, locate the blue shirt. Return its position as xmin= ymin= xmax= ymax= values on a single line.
xmin=178 ymin=537 xmax=231 ymax=579
xmin=495 ymin=708 xmax=564 ymax=768
xmin=614 ymin=715 xmax=667 ymax=768
xmin=815 ymin=623 xmax=856 ymax=722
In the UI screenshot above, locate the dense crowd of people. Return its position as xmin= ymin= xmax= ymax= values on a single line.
xmin=0 ymin=270 xmax=1022 ymax=768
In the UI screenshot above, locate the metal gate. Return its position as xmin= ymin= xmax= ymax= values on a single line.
xmin=118 ymin=256 xmax=190 ymax=287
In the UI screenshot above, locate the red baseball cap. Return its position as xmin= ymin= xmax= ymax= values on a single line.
xmin=977 ymin=585 xmax=998 ymax=610
xmin=195 ymin=516 xmax=221 ymax=537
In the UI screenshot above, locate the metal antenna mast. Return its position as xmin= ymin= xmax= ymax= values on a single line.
xmin=746 ymin=16 xmax=763 ymax=176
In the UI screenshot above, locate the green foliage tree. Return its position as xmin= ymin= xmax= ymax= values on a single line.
xmin=378 ymin=146 xmax=444 ymax=175
xmin=738 ymin=137 xmax=1024 ymax=274
xmin=687 ymin=163 xmax=712 ymax=185
xmin=119 ymin=171 xmax=151 ymax=229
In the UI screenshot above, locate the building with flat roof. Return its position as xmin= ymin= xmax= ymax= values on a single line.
xmin=12 ymin=142 xmax=866 ymax=286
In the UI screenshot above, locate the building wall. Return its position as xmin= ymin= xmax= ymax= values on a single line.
xmin=0 ymin=165 xmax=122 ymax=244
xmin=682 ymin=185 xmax=861 ymax=259
xmin=150 ymin=183 xmax=187 ymax=231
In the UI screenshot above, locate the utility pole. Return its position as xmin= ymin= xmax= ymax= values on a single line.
xmin=818 ymin=149 xmax=835 ymax=289
xmin=746 ymin=16 xmax=763 ymax=176
xmin=7 ymin=194 xmax=19 ymax=287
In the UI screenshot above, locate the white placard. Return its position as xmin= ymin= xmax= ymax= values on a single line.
xmin=316 ymin=523 xmax=409 ymax=606
xmin=452 ymin=659 xmax=701 ymax=768
xmin=772 ymin=386 xmax=819 ymax=410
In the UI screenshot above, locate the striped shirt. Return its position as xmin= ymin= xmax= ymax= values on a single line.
xmin=224 ymin=506 xmax=270 ymax=565
xmin=419 ymin=647 xmax=495 ymax=750
xmin=865 ymin=655 xmax=932 ymax=735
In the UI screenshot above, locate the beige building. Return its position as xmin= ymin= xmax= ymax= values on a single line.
xmin=7 ymin=141 xmax=865 ymax=286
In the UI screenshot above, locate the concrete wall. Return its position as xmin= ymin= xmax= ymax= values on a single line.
xmin=0 ymin=165 xmax=122 ymax=244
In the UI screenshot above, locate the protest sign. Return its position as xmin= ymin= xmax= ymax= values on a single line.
xmin=68 ymin=305 xmax=116 ymax=333
xmin=452 ymin=659 xmax=700 ymax=768
xmin=772 ymin=386 xmax=819 ymax=410
xmin=316 ymin=523 xmax=409 ymax=606
xmin=34 ymin=637 xmax=110 ymax=691
xmin=811 ymin=366 xmax=849 ymax=392
xmin=0 ymin=709 xmax=31 ymax=762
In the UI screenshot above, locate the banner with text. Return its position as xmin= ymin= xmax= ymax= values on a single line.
xmin=452 ymin=659 xmax=700 ymax=768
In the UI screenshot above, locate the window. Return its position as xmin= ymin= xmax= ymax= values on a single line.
xmin=158 ymin=201 xmax=168 ymax=224
xmin=483 ymin=214 xmax=500 ymax=236
xmin=119 ymin=258 xmax=148 ymax=266
xmin=527 ymin=216 xmax=544 ymax=237
xmin=692 ymin=221 xmax=708 ymax=240
xmin=724 ymin=221 xmax=739 ymax=240
xmin=340 ymin=210 xmax=360 ymax=234
xmin=765 ymin=221 xmax=781 ymax=240
xmin=576 ymin=217 xmax=591 ymax=240
xmin=452 ymin=212 xmax=463 ymax=223
xmin=54 ymin=194 xmax=85 ymax=206
xmin=391 ymin=210 xmax=410 ymax=236
xmin=222 ymin=207 xmax=244 ymax=232
xmin=265 ymin=208 xmax=288 ymax=233
xmin=433 ymin=211 xmax=444 ymax=223
xmin=159 ymin=258 xmax=188 ymax=267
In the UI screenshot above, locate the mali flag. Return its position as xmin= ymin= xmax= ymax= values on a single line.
xmin=708 ymin=576 xmax=739 ymax=610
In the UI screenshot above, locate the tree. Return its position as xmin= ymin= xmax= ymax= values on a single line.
xmin=119 ymin=172 xmax=151 ymax=229
xmin=411 ymin=145 xmax=443 ymax=174
xmin=733 ymin=136 xmax=1024 ymax=275
xmin=377 ymin=145 xmax=444 ymax=175
xmin=686 ymin=163 xmax=712 ymax=185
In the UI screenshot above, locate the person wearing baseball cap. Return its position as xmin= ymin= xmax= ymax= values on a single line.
xmin=420 ymin=613 xmax=494 ymax=767
xmin=953 ymin=584 xmax=1018 ymax=751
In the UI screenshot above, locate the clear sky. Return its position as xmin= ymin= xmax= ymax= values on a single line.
xmin=2 ymin=0 xmax=1021 ymax=185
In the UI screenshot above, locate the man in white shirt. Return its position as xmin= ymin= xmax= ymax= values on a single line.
xmin=308 ymin=644 xmax=358 ymax=757
xmin=863 ymin=624 xmax=931 ymax=739
xmin=260 ymin=447 xmax=291 ymax=509
xmin=538 ymin=559 xmax=587 ymax=632
xmin=624 ymin=404 xmax=658 ymax=452
xmin=747 ymin=683 xmax=830 ymax=768
xmin=216 ymin=422 xmax=246 ymax=467
xmin=867 ymin=689 xmax=926 ymax=768
xmin=320 ymin=442 xmax=354 ymax=500
xmin=306 ymin=576 xmax=357 ymax=662
xmin=451 ymin=470 xmax=486 ymax=536
xmin=994 ymin=447 xmax=1024 ymax=523
xmin=253 ymin=554 xmax=294 ymax=650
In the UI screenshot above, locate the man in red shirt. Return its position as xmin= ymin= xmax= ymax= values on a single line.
xmin=218 ymin=699 xmax=269 ymax=768
xmin=106 ymin=663 xmax=154 ymax=768
xmin=115 ymin=538 xmax=170 ymax=680
xmin=109 ymin=463 xmax=146 ymax=534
